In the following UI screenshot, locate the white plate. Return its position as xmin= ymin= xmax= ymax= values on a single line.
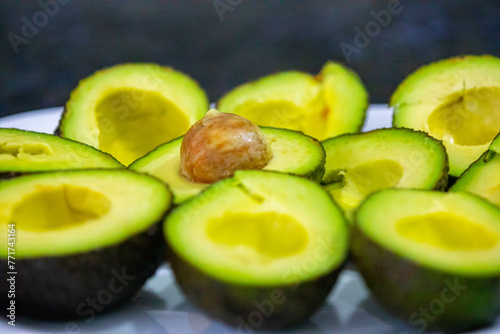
xmin=0 ymin=106 xmax=498 ymax=334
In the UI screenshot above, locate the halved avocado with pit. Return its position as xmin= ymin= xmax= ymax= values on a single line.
xmin=58 ymin=63 xmax=209 ymax=166
xmin=218 ymin=61 xmax=368 ymax=140
xmin=321 ymin=128 xmax=448 ymax=220
xmin=451 ymin=132 xmax=500 ymax=207
xmin=130 ymin=127 xmax=326 ymax=204
xmin=165 ymin=170 xmax=348 ymax=330
xmin=351 ymin=189 xmax=500 ymax=332
xmin=0 ymin=128 xmax=122 ymax=178
xmin=0 ymin=170 xmax=171 ymax=319
xmin=391 ymin=55 xmax=500 ymax=177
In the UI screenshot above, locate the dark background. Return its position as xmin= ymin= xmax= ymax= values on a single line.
xmin=1 ymin=0 xmax=499 ymax=117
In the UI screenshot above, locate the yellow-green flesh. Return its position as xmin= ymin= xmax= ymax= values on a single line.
xmin=130 ymin=127 xmax=325 ymax=204
xmin=11 ymin=185 xmax=111 ymax=231
xmin=0 ymin=129 xmax=122 ymax=171
xmin=129 ymin=137 xmax=208 ymax=203
xmin=391 ymin=55 xmax=500 ymax=176
xmin=1 ymin=141 xmax=52 ymax=157
xmin=327 ymin=159 xmax=403 ymax=214
xmin=466 ymin=161 xmax=500 ymax=206
xmin=206 ymin=212 xmax=308 ymax=261
xmin=220 ymin=72 xmax=327 ymax=139
xmin=218 ymin=62 xmax=368 ymax=141
xmin=61 ymin=63 xmax=208 ymax=166
xmin=452 ymin=154 xmax=500 ymax=207
xmin=356 ymin=190 xmax=500 ymax=276
xmin=396 ymin=212 xmax=498 ymax=251
xmin=427 ymin=87 xmax=500 ymax=146
xmin=166 ymin=170 xmax=348 ymax=285
xmin=322 ymin=129 xmax=446 ymax=219
xmin=95 ymin=88 xmax=190 ymax=165
xmin=0 ymin=170 xmax=171 ymax=258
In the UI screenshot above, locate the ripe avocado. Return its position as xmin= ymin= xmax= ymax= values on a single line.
xmin=391 ymin=55 xmax=500 ymax=177
xmin=0 ymin=128 xmax=122 ymax=178
xmin=0 ymin=170 xmax=172 ymax=319
xmin=130 ymin=127 xmax=326 ymax=204
xmin=351 ymin=189 xmax=500 ymax=333
xmin=57 ymin=63 xmax=209 ymax=166
xmin=451 ymin=132 xmax=500 ymax=206
xmin=218 ymin=61 xmax=368 ymax=140
xmin=164 ymin=170 xmax=348 ymax=330
xmin=321 ymin=128 xmax=448 ymax=220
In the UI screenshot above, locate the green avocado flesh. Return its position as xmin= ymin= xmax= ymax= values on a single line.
xmin=451 ymin=133 xmax=500 ymax=207
xmin=0 ymin=170 xmax=171 ymax=319
xmin=321 ymin=128 xmax=448 ymax=219
xmin=0 ymin=128 xmax=122 ymax=175
xmin=391 ymin=55 xmax=500 ymax=177
xmin=218 ymin=61 xmax=368 ymax=141
xmin=490 ymin=132 xmax=500 ymax=152
xmin=165 ymin=170 xmax=348 ymax=329
xmin=130 ymin=127 xmax=326 ymax=203
xmin=352 ymin=189 xmax=500 ymax=332
xmin=59 ymin=63 xmax=209 ymax=166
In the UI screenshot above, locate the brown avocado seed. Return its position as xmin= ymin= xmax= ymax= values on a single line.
xmin=180 ymin=109 xmax=273 ymax=183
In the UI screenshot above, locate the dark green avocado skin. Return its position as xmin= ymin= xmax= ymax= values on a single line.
xmin=306 ymin=162 xmax=325 ymax=183
xmin=0 ymin=222 xmax=164 ymax=320
xmin=301 ymin=135 xmax=326 ymax=183
xmin=169 ymin=249 xmax=344 ymax=331
xmin=351 ymin=225 xmax=500 ymax=333
xmin=53 ymin=106 xmax=66 ymax=136
xmin=0 ymin=172 xmax=24 ymax=179
xmin=446 ymin=175 xmax=459 ymax=189
xmin=285 ymin=129 xmax=326 ymax=183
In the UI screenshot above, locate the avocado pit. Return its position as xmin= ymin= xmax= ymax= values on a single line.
xmin=180 ymin=109 xmax=273 ymax=183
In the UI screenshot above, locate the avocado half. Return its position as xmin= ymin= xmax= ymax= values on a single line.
xmin=451 ymin=132 xmax=500 ymax=207
xmin=130 ymin=127 xmax=326 ymax=204
xmin=321 ymin=128 xmax=448 ymax=220
xmin=58 ymin=63 xmax=209 ymax=166
xmin=391 ymin=55 xmax=500 ymax=177
xmin=0 ymin=170 xmax=171 ymax=319
xmin=351 ymin=189 xmax=500 ymax=332
xmin=0 ymin=128 xmax=122 ymax=178
xmin=165 ymin=170 xmax=348 ymax=330
xmin=218 ymin=61 xmax=368 ymax=141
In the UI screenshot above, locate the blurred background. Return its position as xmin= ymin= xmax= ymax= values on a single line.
xmin=0 ymin=0 xmax=499 ymax=117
